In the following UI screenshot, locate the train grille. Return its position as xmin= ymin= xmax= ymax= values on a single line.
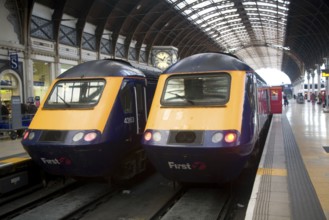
xmin=39 ymin=130 xmax=67 ymax=142
xmin=168 ymin=131 xmax=203 ymax=145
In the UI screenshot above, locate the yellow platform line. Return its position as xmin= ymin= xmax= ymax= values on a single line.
xmin=257 ymin=168 xmax=287 ymax=176
xmin=0 ymin=157 xmax=30 ymax=164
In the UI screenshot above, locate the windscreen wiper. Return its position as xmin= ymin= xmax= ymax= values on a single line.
xmin=168 ymin=91 xmax=194 ymax=105
xmin=58 ymin=95 xmax=71 ymax=107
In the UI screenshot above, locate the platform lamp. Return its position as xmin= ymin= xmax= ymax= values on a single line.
xmin=322 ymin=57 xmax=329 ymax=113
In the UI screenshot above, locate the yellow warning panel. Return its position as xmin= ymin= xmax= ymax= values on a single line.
xmin=0 ymin=157 xmax=30 ymax=164
xmin=257 ymin=168 xmax=288 ymax=176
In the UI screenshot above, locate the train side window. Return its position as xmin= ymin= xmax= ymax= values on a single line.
xmin=119 ymin=82 xmax=133 ymax=114
xmin=135 ymin=84 xmax=145 ymax=114
xmin=246 ymin=75 xmax=255 ymax=110
xmin=271 ymin=90 xmax=279 ymax=100
xmin=134 ymin=83 xmax=147 ymax=133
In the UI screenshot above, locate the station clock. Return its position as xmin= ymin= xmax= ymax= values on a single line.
xmin=151 ymin=46 xmax=179 ymax=70
xmin=154 ymin=51 xmax=171 ymax=70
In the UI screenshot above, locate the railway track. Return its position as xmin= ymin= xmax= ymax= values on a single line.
xmin=0 ymin=150 xmax=263 ymax=220
xmin=0 ymin=144 xmax=263 ymax=220
xmin=0 ymin=174 xmax=235 ymax=220
xmin=154 ymin=187 xmax=231 ymax=220
xmin=1 ymin=132 xmax=266 ymax=220
xmin=0 ymin=178 xmax=80 ymax=219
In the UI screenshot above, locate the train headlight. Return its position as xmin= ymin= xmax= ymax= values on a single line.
xmin=28 ymin=131 xmax=35 ymax=140
xmin=73 ymin=132 xmax=84 ymax=142
xmin=144 ymin=131 xmax=152 ymax=141
xmin=84 ymin=132 xmax=97 ymax=142
xmin=211 ymin=132 xmax=223 ymax=143
xmin=144 ymin=130 xmax=162 ymax=142
xmin=224 ymin=132 xmax=237 ymax=143
xmin=153 ymin=131 xmax=162 ymax=142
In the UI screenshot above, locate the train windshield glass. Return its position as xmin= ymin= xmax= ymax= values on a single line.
xmin=44 ymin=79 xmax=105 ymax=108
xmin=161 ymin=73 xmax=230 ymax=106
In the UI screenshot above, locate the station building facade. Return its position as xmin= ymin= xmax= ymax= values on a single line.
xmin=0 ymin=1 xmax=155 ymax=108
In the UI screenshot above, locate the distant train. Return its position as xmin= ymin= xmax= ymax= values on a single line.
xmin=22 ymin=59 xmax=159 ymax=180
xmin=142 ymin=52 xmax=271 ymax=183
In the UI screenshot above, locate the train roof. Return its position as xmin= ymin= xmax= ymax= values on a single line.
xmin=164 ymin=52 xmax=254 ymax=74
xmin=57 ymin=59 xmax=146 ymax=79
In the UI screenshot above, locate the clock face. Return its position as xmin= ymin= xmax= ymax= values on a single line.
xmin=155 ymin=51 xmax=171 ymax=70
xmin=172 ymin=54 xmax=177 ymax=63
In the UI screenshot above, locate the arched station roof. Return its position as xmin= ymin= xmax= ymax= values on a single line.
xmin=9 ymin=0 xmax=329 ymax=83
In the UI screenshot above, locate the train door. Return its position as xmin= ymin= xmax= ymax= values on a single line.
xmin=269 ymin=86 xmax=282 ymax=114
xmin=119 ymin=79 xmax=147 ymax=138
xmin=133 ymin=81 xmax=147 ymax=134
xmin=246 ymin=74 xmax=257 ymax=135
xmin=117 ymin=79 xmax=148 ymax=178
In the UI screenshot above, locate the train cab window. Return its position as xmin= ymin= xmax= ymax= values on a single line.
xmin=161 ymin=73 xmax=230 ymax=106
xmin=246 ymin=75 xmax=256 ymax=111
xmin=44 ymin=79 xmax=105 ymax=109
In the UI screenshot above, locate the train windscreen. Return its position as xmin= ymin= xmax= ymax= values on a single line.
xmin=44 ymin=79 xmax=106 ymax=109
xmin=161 ymin=73 xmax=230 ymax=106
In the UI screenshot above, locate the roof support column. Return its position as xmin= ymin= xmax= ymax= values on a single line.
xmin=23 ymin=54 xmax=34 ymax=101
xmin=315 ymin=64 xmax=322 ymax=105
xmin=310 ymin=69 xmax=315 ymax=103
xmin=316 ymin=64 xmax=321 ymax=94
xmin=306 ymin=70 xmax=311 ymax=102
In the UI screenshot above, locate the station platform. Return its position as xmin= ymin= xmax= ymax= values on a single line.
xmin=0 ymin=138 xmax=30 ymax=174
xmin=0 ymin=138 xmax=28 ymax=159
xmin=246 ymin=101 xmax=329 ymax=220
xmin=0 ymin=138 xmax=32 ymax=194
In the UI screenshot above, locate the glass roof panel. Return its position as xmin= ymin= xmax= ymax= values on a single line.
xmin=194 ymin=1 xmax=212 ymax=8
xmin=203 ymin=13 xmax=222 ymax=21
xmin=166 ymin=0 xmax=290 ymax=70
xmin=198 ymin=7 xmax=216 ymax=16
